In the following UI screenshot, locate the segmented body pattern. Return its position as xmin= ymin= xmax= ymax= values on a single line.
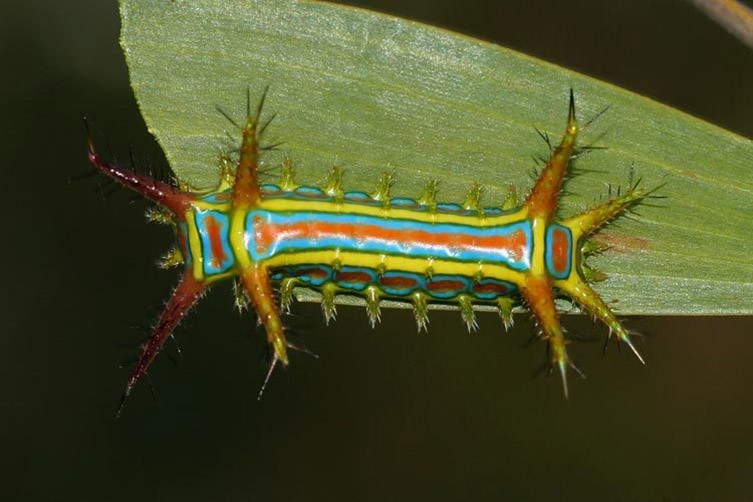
xmin=86 ymin=90 xmax=652 ymax=411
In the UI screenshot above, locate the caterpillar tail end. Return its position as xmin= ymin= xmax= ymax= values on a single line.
xmin=622 ymin=334 xmax=646 ymax=365
xmin=556 ymin=276 xmax=645 ymax=365
xmin=116 ymin=271 xmax=206 ymax=417
xmin=557 ymin=358 xmax=569 ymax=400
xmin=611 ymin=327 xmax=646 ymax=365
xmin=549 ymin=332 xmax=577 ymax=400
xmin=84 ymin=118 xmax=194 ymax=217
xmin=521 ymin=276 xmax=578 ymax=399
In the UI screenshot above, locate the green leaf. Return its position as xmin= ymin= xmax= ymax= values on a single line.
xmin=120 ymin=0 xmax=753 ymax=315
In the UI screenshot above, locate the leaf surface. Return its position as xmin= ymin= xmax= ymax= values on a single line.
xmin=120 ymin=0 xmax=753 ymax=314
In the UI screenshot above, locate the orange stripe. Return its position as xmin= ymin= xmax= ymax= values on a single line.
xmin=254 ymin=218 xmax=528 ymax=260
xmin=205 ymin=216 xmax=227 ymax=268
xmin=551 ymin=228 xmax=569 ymax=274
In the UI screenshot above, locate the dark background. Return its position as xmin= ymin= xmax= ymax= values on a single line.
xmin=2 ymin=0 xmax=753 ymax=500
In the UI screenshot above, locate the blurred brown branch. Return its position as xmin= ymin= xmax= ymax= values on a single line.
xmin=687 ymin=0 xmax=753 ymax=50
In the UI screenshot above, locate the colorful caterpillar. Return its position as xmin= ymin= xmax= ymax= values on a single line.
xmin=87 ymin=89 xmax=653 ymax=411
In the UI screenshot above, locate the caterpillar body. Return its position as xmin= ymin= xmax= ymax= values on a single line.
xmin=87 ymin=90 xmax=651 ymax=411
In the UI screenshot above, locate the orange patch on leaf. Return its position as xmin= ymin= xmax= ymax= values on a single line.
xmin=593 ymin=233 xmax=650 ymax=252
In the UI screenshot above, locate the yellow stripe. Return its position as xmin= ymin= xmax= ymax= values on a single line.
xmin=568 ymin=230 xmax=579 ymax=282
xmin=230 ymin=207 xmax=252 ymax=269
xmin=257 ymin=198 xmax=528 ymax=227
xmin=203 ymin=270 xmax=237 ymax=284
xmin=184 ymin=209 xmax=205 ymax=281
xmin=530 ymin=216 xmax=547 ymax=277
xmin=193 ymin=200 xmax=231 ymax=212
xmin=261 ymin=250 xmax=526 ymax=285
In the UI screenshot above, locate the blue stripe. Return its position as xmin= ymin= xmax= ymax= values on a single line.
xmin=336 ymin=266 xmax=377 ymax=291
xmin=473 ymin=278 xmax=517 ymax=300
xmin=380 ymin=270 xmax=422 ymax=296
xmin=199 ymin=191 xmax=231 ymax=204
xmin=268 ymin=263 xmax=517 ymax=301
xmin=545 ymin=224 xmax=572 ymax=279
xmin=426 ymin=275 xmax=472 ymax=299
xmin=178 ymin=222 xmax=192 ymax=266
xmin=195 ymin=209 xmax=234 ymax=275
xmin=246 ymin=210 xmax=532 ymax=270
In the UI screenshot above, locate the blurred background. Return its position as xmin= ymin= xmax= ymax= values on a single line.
xmin=2 ymin=0 xmax=753 ymax=500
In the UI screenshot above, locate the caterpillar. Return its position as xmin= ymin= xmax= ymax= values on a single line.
xmin=86 ymin=89 xmax=653 ymax=411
